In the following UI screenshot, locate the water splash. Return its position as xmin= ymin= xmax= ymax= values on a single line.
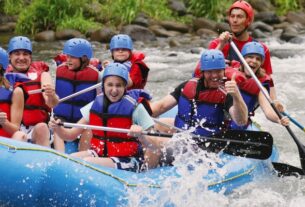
xmin=124 ymin=133 xmax=232 ymax=206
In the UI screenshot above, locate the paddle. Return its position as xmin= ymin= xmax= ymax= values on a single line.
xmin=282 ymin=112 xmax=305 ymax=133
xmin=272 ymin=162 xmax=305 ymax=176
xmin=27 ymin=82 xmax=101 ymax=99
xmin=153 ymin=117 xmax=272 ymax=159
xmin=59 ymin=82 xmax=102 ymax=103
xmin=230 ymin=40 xmax=305 ymax=174
xmin=28 ymin=88 xmax=44 ymax=95
xmin=59 ymin=122 xmax=273 ymax=160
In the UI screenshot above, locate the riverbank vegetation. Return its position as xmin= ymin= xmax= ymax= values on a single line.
xmin=187 ymin=0 xmax=233 ymax=20
xmin=271 ymin=0 xmax=301 ymax=15
xmin=1 ymin=0 xmax=304 ymax=35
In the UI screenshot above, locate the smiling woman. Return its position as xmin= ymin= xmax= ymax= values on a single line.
xmin=103 ymin=76 xmax=126 ymax=102
xmin=49 ymin=63 xmax=156 ymax=172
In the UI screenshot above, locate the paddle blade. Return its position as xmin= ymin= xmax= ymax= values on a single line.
xmin=272 ymin=162 xmax=305 ymax=177
xmin=200 ymin=130 xmax=273 ymax=160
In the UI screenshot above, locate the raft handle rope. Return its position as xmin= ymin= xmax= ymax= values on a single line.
xmin=0 ymin=140 xmax=161 ymax=188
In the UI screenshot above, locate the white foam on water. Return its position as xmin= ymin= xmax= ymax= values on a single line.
xmin=125 ymin=133 xmax=230 ymax=207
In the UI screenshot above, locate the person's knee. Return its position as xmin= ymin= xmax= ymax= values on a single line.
xmin=11 ymin=131 xmax=27 ymax=142
xmin=32 ymin=123 xmax=50 ymax=146
xmin=34 ymin=123 xmax=49 ymax=133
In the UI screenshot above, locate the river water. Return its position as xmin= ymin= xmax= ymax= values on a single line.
xmin=2 ymin=36 xmax=305 ymax=206
xmin=138 ymin=39 xmax=305 ymax=207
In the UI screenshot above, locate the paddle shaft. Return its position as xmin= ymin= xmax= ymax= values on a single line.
xmin=28 ymin=81 xmax=101 ymax=99
xmin=152 ymin=118 xmax=259 ymax=145
xmin=28 ymin=88 xmax=45 ymax=95
xmin=282 ymin=112 xmax=305 ymax=132
xmin=59 ymin=82 xmax=102 ymax=103
xmin=230 ymin=41 xmax=305 ymax=171
xmin=60 ymin=122 xmax=171 ymax=137
xmin=60 ymin=122 xmax=270 ymax=147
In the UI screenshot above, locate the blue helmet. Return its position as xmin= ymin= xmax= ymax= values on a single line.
xmin=0 ymin=47 xmax=9 ymax=70
xmin=63 ymin=38 xmax=93 ymax=59
xmin=241 ymin=42 xmax=265 ymax=61
xmin=200 ymin=49 xmax=226 ymax=71
xmin=102 ymin=63 xmax=129 ymax=84
xmin=8 ymin=36 xmax=32 ymax=54
xmin=110 ymin=34 xmax=133 ymax=51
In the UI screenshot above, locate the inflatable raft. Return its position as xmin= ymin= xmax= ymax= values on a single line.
xmin=0 ymin=135 xmax=278 ymax=207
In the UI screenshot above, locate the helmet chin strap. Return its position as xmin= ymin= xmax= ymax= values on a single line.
xmin=232 ymin=26 xmax=248 ymax=38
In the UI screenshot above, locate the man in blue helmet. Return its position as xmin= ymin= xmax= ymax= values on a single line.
xmin=6 ymin=36 xmax=58 ymax=147
xmin=0 ymin=47 xmax=24 ymax=138
xmin=103 ymin=34 xmax=150 ymax=90
xmin=148 ymin=49 xmax=248 ymax=168
xmin=49 ymin=63 xmax=155 ymax=172
xmin=52 ymin=38 xmax=101 ymax=152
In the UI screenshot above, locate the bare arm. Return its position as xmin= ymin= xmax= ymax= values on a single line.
xmin=1 ymin=87 xmax=24 ymax=135
xmin=269 ymin=86 xmax=284 ymax=112
xmin=49 ymin=117 xmax=87 ymax=141
xmin=226 ymin=74 xmax=248 ymax=126
xmin=150 ymin=95 xmax=177 ymax=117
xmin=258 ymin=91 xmax=289 ymax=126
xmin=214 ymin=32 xmax=232 ymax=50
xmin=41 ymin=71 xmax=59 ymax=108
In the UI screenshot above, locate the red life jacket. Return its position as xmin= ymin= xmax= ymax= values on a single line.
xmin=182 ymin=79 xmax=226 ymax=104
xmin=225 ymin=67 xmax=271 ymax=95
xmin=89 ymin=58 xmax=102 ymax=71
xmin=10 ymin=62 xmax=51 ymax=126
xmin=89 ymin=94 xmax=141 ymax=157
xmin=193 ymin=62 xmax=202 ymax=78
xmin=53 ymin=54 xmax=68 ymax=66
xmin=128 ymin=52 xmax=150 ymax=89
xmin=0 ymin=88 xmax=12 ymax=137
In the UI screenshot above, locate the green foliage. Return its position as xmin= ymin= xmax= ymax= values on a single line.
xmin=15 ymin=0 xmax=99 ymax=34
xmin=271 ymin=0 xmax=300 ymax=15
xmin=57 ymin=13 xmax=101 ymax=34
xmin=2 ymin=0 xmax=25 ymax=15
xmin=186 ymin=0 xmax=234 ymax=21
xmin=10 ymin=0 xmax=305 ymax=36
xmin=99 ymin=0 xmax=174 ymax=25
